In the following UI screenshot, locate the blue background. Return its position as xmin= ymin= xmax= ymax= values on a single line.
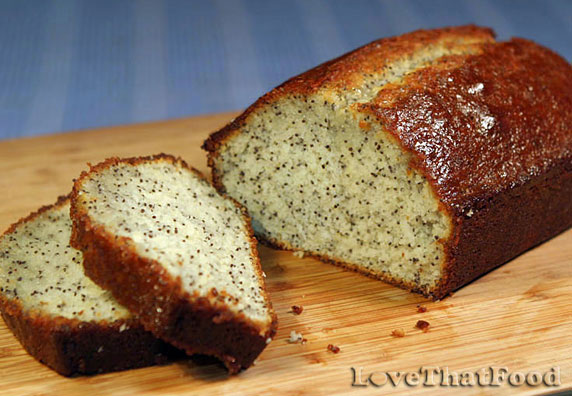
xmin=0 ymin=0 xmax=570 ymax=139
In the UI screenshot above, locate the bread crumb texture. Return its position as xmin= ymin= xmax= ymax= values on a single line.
xmin=0 ymin=199 xmax=130 ymax=322
xmin=217 ymin=94 xmax=453 ymax=292
xmin=75 ymin=157 xmax=272 ymax=324
xmin=288 ymin=330 xmax=304 ymax=344
xmin=391 ymin=328 xmax=405 ymax=338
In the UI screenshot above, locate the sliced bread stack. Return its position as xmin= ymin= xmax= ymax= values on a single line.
xmin=0 ymin=154 xmax=277 ymax=375
xmin=0 ymin=196 xmax=177 ymax=376
xmin=69 ymin=154 xmax=277 ymax=373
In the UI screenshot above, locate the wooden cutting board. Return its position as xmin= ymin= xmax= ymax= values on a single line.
xmin=0 ymin=113 xmax=570 ymax=396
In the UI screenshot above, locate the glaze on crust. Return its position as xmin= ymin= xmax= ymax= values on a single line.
xmin=70 ymin=154 xmax=277 ymax=373
xmin=0 ymin=196 xmax=177 ymax=376
xmin=203 ymin=26 xmax=572 ymax=300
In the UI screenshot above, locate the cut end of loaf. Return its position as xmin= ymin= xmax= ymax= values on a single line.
xmin=209 ymin=96 xmax=451 ymax=296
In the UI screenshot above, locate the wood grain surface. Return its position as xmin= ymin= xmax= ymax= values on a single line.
xmin=0 ymin=113 xmax=570 ymax=396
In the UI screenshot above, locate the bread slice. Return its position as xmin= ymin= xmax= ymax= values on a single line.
xmin=0 ymin=196 xmax=177 ymax=376
xmin=203 ymin=25 xmax=572 ymax=300
xmin=70 ymin=154 xmax=277 ymax=373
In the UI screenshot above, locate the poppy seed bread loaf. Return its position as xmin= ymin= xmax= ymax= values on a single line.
xmin=203 ymin=26 xmax=572 ymax=299
xmin=0 ymin=196 xmax=175 ymax=376
xmin=70 ymin=154 xmax=277 ymax=373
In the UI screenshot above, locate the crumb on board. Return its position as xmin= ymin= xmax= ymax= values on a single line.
xmin=291 ymin=305 xmax=303 ymax=315
xmin=327 ymin=344 xmax=340 ymax=354
xmin=417 ymin=305 xmax=427 ymax=313
xmin=288 ymin=330 xmax=306 ymax=344
xmin=391 ymin=328 xmax=405 ymax=337
xmin=293 ymin=251 xmax=305 ymax=258
xmin=415 ymin=320 xmax=430 ymax=332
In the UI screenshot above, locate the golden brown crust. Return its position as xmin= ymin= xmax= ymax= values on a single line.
xmin=202 ymin=25 xmax=496 ymax=188
xmin=269 ymin=25 xmax=494 ymax=94
xmin=437 ymin=159 xmax=572 ymax=299
xmin=364 ymin=38 xmax=572 ymax=211
xmin=203 ymin=26 xmax=572 ymax=300
xmin=0 ymin=197 xmax=178 ymax=376
xmin=70 ymin=154 xmax=277 ymax=373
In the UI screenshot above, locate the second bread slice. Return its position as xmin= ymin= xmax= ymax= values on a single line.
xmin=70 ymin=154 xmax=277 ymax=373
xmin=0 ymin=196 xmax=177 ymax=376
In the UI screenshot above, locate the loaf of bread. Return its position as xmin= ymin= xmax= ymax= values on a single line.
xmin=0 ymin=196 xmax=177 ymax=376
xmin=70 ymin=154 xmax=277 ymax=373
xmin=203 ymin=26 xmax=572 ymax=299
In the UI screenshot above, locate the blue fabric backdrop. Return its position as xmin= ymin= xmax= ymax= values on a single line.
xmin=0 ymin=0 xmax=569 ymax=139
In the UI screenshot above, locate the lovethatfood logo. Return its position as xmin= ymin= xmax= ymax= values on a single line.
xmin=351 ymin=366 xmax=561 ymax=388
